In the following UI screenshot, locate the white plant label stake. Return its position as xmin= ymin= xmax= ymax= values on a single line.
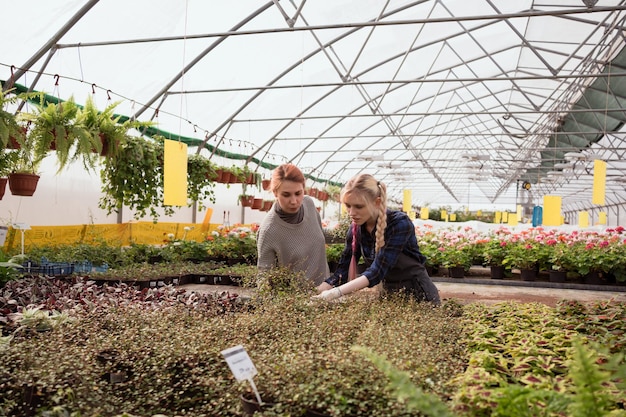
xmin=221 ymin=344 xmax=263 ymax=404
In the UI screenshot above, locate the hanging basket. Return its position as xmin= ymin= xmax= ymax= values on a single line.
xmin=8 ymin=172 xmax=40 ymax=197
xmin=262 ymin=179 xmax=271 ymax=191
xmin=252 ymin=198 xmax=263 ymax=209
xmin=240 ymin=195 xmax=254 ymax=207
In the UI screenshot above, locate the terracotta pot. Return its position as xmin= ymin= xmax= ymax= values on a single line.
xmin=215 ymin=168 xmax=226 ymax=183
xmin=448 ymin=266 xmax=465 ymax=278
xmin=8 ymin=172 xmax=40 ymax=197
xmin=490 ymin=265 xmax=506 ymax=279
xmin=245 ymin=173 xmax=256 ymax=185
xmin=240 ymin=195 xmax=254 ymax=207
xmin=251 ymin=198 xmax=263 ymax=209
xmin=261 ymin=179 xmax=271 ymax=190
xmin=0 ymin=177 xmax=7 ymax=200
xmin=262 ymin=200 xmax=273 ymax=211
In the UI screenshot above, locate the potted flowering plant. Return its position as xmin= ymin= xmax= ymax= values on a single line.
xmin=568 ymin=238 xmax=619 ymax=284
xmin=481 ymin=237 xmax=509 ymax=267
xmin=437 ymin=242 xmax=473 ymax=274
xmin=502 ymin=239 xmax=542 ymax=280
xmin=205 ymin=225 xmax=257 ymax=264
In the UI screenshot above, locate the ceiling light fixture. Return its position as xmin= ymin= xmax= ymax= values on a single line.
xmin=357 ymin=154 xmax=384 ymax=161
xmin=553 ymin=162 xmax=572 ymax=169
xmin=460 ymin=153 xmax=490 ymax=161
xmin=563 ymin=152 xmax=586 ymax=161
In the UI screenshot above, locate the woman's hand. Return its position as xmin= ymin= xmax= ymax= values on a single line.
xmin=316 ymin=282 xmax=333 ymax=293
xmin=311 ymin=287 xmax=342 ymax=301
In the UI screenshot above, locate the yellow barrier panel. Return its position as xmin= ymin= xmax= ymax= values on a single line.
xmin=2 ymin=222 xmax=225 ymax=253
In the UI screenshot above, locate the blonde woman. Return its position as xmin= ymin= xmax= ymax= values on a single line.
xmin=256 ymin=163 xmax=329 ymax=286
xmin=314 ymin=174 xmax=440 ymax=304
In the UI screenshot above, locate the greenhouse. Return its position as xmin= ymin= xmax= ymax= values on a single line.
xmin=1 ymin=1 xmax=626 ymax=417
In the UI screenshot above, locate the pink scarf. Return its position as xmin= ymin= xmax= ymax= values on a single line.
xmin=348 ymin=222 xmax=358 ymax=281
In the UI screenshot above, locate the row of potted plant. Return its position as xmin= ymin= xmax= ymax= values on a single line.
xmin=418 ymin=224 xmax=626 ymax=283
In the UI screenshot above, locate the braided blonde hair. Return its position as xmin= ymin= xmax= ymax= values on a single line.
xmin=341 ymin=174 xmax=388 ymax=253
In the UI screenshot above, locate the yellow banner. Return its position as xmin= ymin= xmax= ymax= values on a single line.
xmin=543 ymin=195 xmax=562 ymax=226
xmin=592 ymin=159 xmax=606 ymax=205
xmin=2 ymin=222 xmax=220 ymax=253
xmin=420 ymin=207 xmax=429 ymax=220
xmin=598 ymin=212 xmax=607 ymax=225
xmin=164 ymin=139 xmax=188 ymax=206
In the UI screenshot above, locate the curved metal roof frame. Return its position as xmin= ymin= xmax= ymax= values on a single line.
xmin=3 ymin=0 xmax=626 ymax=216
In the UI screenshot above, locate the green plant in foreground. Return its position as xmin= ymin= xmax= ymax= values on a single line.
xmin=490 ymin=339 xmax=626 ymax=417
xmin=353 ymin=346 xmax=455 ymax=417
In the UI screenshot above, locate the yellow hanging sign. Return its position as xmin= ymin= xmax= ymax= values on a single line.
xmin=578 ymin=211 xmax=589 ymax=228
xmin=403 ymin=189 xmax=412 ymax=213
xmin=543 ymin=195 xmax=562 ymax=226
xmin=592 ymin=159 xmax=606 ymax=205
xmin=163 ymin=139 xmax=188 ymax=206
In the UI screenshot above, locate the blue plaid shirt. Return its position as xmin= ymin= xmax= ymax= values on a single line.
xmin=326 ymin=209 xmax=426 ymax=287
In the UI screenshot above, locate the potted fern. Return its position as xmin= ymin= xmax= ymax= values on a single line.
xmin=0 ymin=85 xmax=30 ymax=150
xmin=80 ymin=96 xmax=153 ymax=158
xmin=19 ymin=95 xmax=100 ymax=173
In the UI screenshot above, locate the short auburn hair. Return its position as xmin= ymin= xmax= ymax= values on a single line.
xmin=270 ymin=163 xmax=305 ymax=192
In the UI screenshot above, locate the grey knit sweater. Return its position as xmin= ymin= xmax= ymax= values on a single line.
xmin=256 ymin=196 xmax=330 ymax=286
